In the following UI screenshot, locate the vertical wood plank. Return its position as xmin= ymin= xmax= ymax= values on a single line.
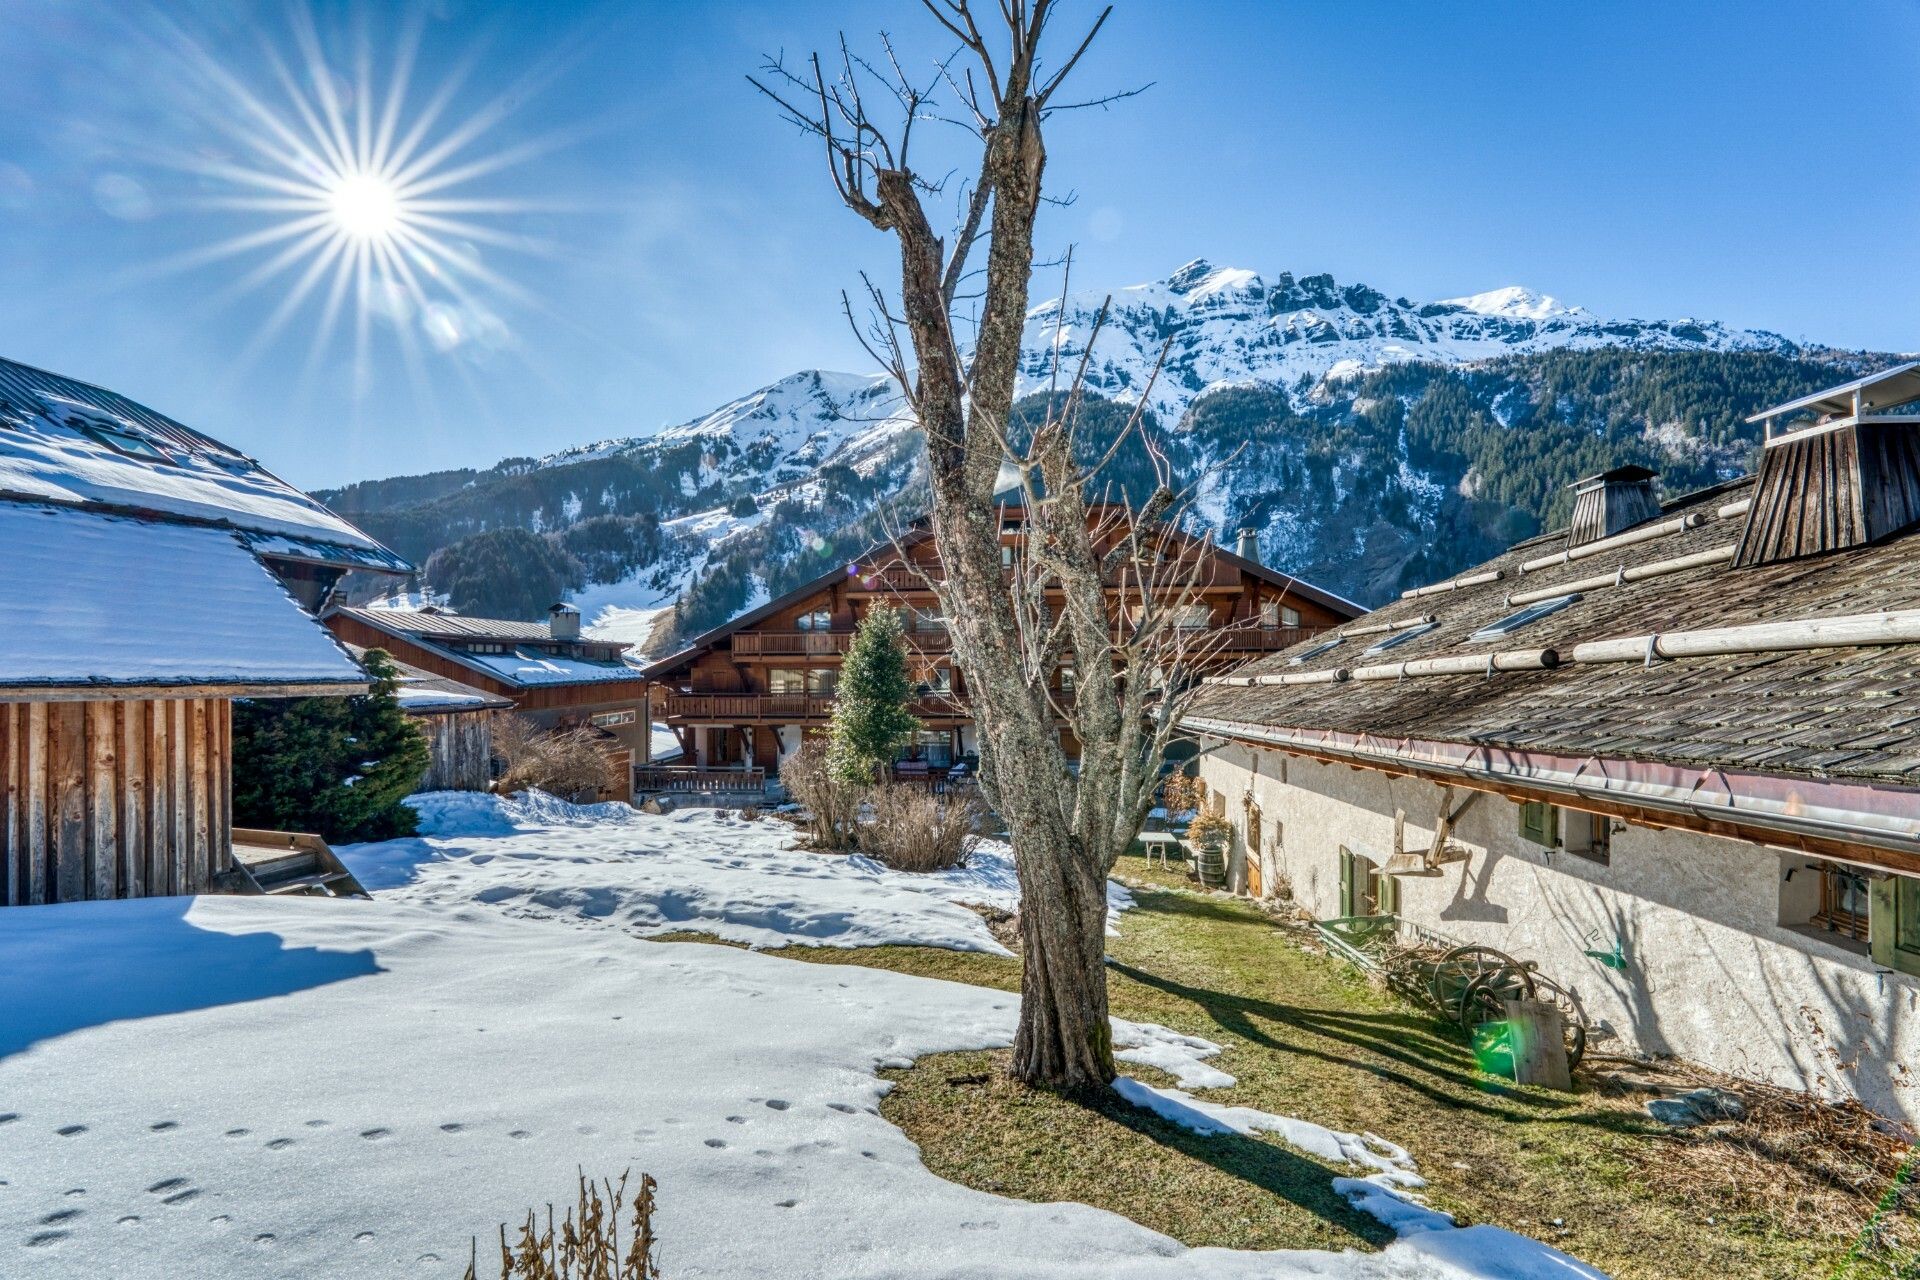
xmin=86 ymin=700 xmax=118 ymax=899
xmin=52 ymin=703 xmax=87 ymax=903
xmin=0 ymin=704 xmax=15 ymax=907
xmin=209 ymin=699 xmax=231 ymax=878
xmin=122 ymin=701 xmax=147 ymax=898
xmin=147 ymin=700 xmax=169 ymax=896
xmin=188 ymin=698 xmax=210 ymax=892
xmin=25 ymin=703 xmax=49 ymax=905
xmin=170 ymin=699 xmax=189 ymax=895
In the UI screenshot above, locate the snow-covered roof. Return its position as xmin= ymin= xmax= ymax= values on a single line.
xmin=334 ymin=607 xmax=562 ymax=644
xmin=458 ymin=647 xmax=649 ymax=688
xmin=0 ymin=501 xmax=367 ymax=691
xmin=333 ymin=606 xmax=648 ymax=691
xmin=0 ymin=358 xmax=408 ymax=574
xmin=343 ymin=644 xmax=512 ymax=714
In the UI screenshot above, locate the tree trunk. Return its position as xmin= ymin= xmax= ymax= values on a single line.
xmin=1010 ymin=824 xmax=1114 ymax=1088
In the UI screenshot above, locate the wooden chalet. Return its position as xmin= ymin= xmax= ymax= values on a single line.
xmin=639 ymin=505 xmax=1363 ymax=795
xmin=0 ymin=357 xmax=410 ymax=905
xmin=324 ymin=604 xmax=651 ymax=802
xmin=1184 ymin=364 xmax=1920 ymax=1124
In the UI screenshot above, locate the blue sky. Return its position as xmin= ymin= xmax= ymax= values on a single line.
xmin=2 ymin=0 xmax=1915 ymax=488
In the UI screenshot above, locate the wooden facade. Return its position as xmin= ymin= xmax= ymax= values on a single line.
xmin=2 ymin=696 xmax=232 ymax=905
xmin=643 ymin=508 xmax=1362 ymax=786
xmin=415 ymin=710 xmax=500 ymax=792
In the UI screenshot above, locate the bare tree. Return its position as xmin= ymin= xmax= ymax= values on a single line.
xmin=752 ymin=2 xmax=1263 ymax=1090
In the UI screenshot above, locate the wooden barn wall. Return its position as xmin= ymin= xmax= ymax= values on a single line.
xmin=1 ymin=696 xmax=231 ymax=906
xmin=415 ymin=711 xmax=498 ymax=792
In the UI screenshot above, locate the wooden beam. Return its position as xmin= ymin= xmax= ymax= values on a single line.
xmin=121 ymin=700 xmax=146 ymax=899
xmin=24 ymin=703 xmax=48 ymax=905
xmin=51 ymin=703 xmax=86 ymax=902
xmin=86 ymin=700 xmax=117 ymax=899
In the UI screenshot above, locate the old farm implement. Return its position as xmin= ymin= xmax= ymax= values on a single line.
xmin=1314 ymin=918 xmax=1588 ymax=1071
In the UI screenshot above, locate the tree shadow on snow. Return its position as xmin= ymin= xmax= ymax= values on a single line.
xmin=0 ymin=896 xmax=381 ymax=1059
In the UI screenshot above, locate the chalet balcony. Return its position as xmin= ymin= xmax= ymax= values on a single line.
xmin=662 ymin=691 xmax=965 ymax=722
xmin=634 ymin=765 xmax=767 ymax=795
xmin=730 ymin=630 xmax=953 ymax=657
xmin=1211 ymin=625 xmax=1322 ymax=651
xmin=844 ymin=566 xmax=1244 ymax=593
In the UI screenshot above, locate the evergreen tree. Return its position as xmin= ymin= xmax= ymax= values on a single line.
xmin=232 ymin=649 xmax=430 ymax=842
xmin=826 ymin=604 xmax=921 ymax=785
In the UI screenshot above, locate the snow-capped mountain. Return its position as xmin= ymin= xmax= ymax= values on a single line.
xmin=325 ymin=261 xmax=1853 ymax=648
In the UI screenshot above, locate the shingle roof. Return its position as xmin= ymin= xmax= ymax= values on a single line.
xmin=0 ymin=357 xmax=407 ymax=574
xmin=1186 ymin=475 xmax=1920 ymax=785
xmin=335 ymin=607 xmax=564 ymax=644
xmin=0 ymin=502 xmax=366 ymax=691
xmin=333 ymin=607 xmax=648 ymax=691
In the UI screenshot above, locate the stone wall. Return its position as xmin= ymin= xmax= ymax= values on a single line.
xmin=1196 ymin=740 xmax=1920 ymax=1127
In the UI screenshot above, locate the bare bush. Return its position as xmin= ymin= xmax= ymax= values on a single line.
xmin=1159 ymin=773 xmax=1203 ymax=817
xmin=858 ymin=784 xmax=983 ymax=873
xmin=496 ymin=717 xmax=619 ymax=803
xmin=783 ymin=737 xmax=860 ymax=849
xmin=464 ymin=1169 xmax=660 ymax=1279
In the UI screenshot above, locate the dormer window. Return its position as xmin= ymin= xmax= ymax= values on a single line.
xmin=71 ymin=416 xmax=172 ymax=463
xmin=1470 ymin=594 xmax=1580 ymax=642
xmin=1363 ymin=620 xmax=1440 ymax=655
xmin=1289 ymin=635 xmax=1344 ymax=666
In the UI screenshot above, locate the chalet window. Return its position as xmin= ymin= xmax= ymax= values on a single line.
xmin=917 ymin=665 xmax=951 ymax=694
xmin=1289 ymin=635 xmax=1343 ymax=666
xmin=1000 ymin=544 xmax=1014 ymax=568
xmin=796 ymin=609 xmax=831 ymax=632
xmin=806 ymin=669 xmax=836 ymax=695
xmin=1260 ymin=602 xmax=1279 ymax=628
xmin=768 ymin=669 xmax=805 ymax=694
xmin=590 ymin=710 xmax=637 ymax=728
xmin=1809 ymin=862 xmax=1873 ymax=943
xmin=1175 ymin=604 xmax=1213 ymax=630
xmin=1470 ymin=594 xmax=1581 ymax=642
xmin=913 ymin=608 xmax=946 ymax=632
xmin=1363 ymin=620 xmax=1440 ymax=654
xmin=1059 ymin=665 xmax=1076 ymax=694
xmin=1561 ymin=809 xmax=1610 ymax=864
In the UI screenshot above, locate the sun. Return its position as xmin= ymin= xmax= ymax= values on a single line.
xmin=326 ymin=172 xmax=403 ymax=243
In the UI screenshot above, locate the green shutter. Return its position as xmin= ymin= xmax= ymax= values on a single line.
xmin=1375 ymin=865 xmax=1399 ymax=917
xmin=1519 ymin=801 xmax=1558 ymax=848
xmin=1339 ymin=847 xmax=1358 ymax=919
xmin=1870 ymin=876 xmax=1896 ymax=969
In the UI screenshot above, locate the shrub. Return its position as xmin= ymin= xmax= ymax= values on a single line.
xmin=1186 ymin=810 xmax=1233 ymax=850
xmin=231 ymin=648 xmax=429 ymax=842
xmin=783 ymin=737 xmax=860 ymax=849
xmin=464 ymin=1169 xmax=660 ymax=1280
xmin=1159 ymin=772 xmax=1203 ymax=816
xmin=857 ymin=784 xmax=982 ymax=872
xmin=496 ymin=717 xmax=619 ymax=803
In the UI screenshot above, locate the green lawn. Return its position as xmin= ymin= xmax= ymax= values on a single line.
xmin=733 ymin=853 xmax=1917 ymax=1280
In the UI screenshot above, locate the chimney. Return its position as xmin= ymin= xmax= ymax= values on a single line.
xmin=1235 ymin=528 xmax=1261 ymax=564
xmin=1567 ymin=466 xmax=1660 ymax=547
xmin=548 ymin=602 xmax=581 ymax=641
xmin=1736 ymin=363 xmax=1920 ymax=568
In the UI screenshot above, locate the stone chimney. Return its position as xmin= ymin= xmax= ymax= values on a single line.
xmin=1567 ymin=466 xmax=1660 ymax=547
xmin=1235 ymin=528 xmax=1261 ymax=564
xmin=548 ymin=602 xmax=581 ymax=641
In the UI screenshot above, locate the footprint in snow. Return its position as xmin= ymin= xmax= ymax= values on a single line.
xmin=150 ymin=1121 xmax=179 ymax=1132
xmin=704 ymin=1138 xmax=727 ymax=1149
xmin=305 ymin=1119 xmax=330 ymax=1129
xmin=763 ymin=1100 xmax=790 ymax=1111
xmin=224 ymin=1128 xmax=251 ymax=1139
xmin=25 ymin=1231 xmax=68 ymax=1248
xmin=354 ymin=1231 xmax=376 ymax=1243
xmin=254 ymin=1234 xmax=277 ymax=1247
xmin=40 ymin=1208 xmax=82 ymax=1225
xmin=360 ymin=1128 xmax=391 ymax=1141
xmin=725 ymin=1115 xmax=747 ymax=1125
xmin=163 ymin=1189 xmax=201 ymax=1206
xmin=266 ymin=1138 xmax=295 ymax=1150
xmin=774 ymin=1199 xmax=799 ymax=1209
xmin=438 ymin=1123 xmax=465 ymax=1133
xmin=56 ymin=1124 xmax=87 ymax=1137
xmin=0 ymin=1112 xmax=18 ymax=1125
xmin=508 ymin=1130 xmax=531 ymax=1141
xmin=826 ymin=1103 xmax=856 ymax=1114
xmin=117 ymin=1216 xmax=141 ymax=1227
xmin=147 ymin=1178 xmax=187 ymax=1195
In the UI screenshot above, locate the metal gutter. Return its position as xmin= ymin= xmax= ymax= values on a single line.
xmin=1181 ymin=715 xmax=1920 ymax=866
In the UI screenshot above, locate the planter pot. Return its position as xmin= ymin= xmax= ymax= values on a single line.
xmin=1192 ymin=837 xmax=1228 ymax=887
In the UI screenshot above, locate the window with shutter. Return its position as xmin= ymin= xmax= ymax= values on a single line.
xmin=1518 ymin=801 xmax=1558 ymax=848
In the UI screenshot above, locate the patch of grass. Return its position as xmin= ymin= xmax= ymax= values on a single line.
xmin=727 ymin=853 xmax=1916 ymax=1280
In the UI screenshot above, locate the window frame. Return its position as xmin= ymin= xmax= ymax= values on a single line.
xmin=1288 ymin=635 xmax=1344 ymax=666
xmin=1470 ymin=593 xmax=1581 ymax=643
xmin=71 ymin=416 xmax=175 ymax=464
xmin=589 ymin=709 xmax=637 ymax=729
xmin=1362 ymin=620 xmax=1440 ymax=655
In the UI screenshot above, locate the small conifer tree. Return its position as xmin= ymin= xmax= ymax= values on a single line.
xmin=826 ymin=604 xmax=921 ymax=785
xmin=232 ymin=648 xmax=431 ymax=842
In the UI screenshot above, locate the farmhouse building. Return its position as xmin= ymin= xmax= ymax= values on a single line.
xmin=640 ymin=505 xmax=1362 ymax=795
xmin=324 ymin=604 xmax=651 ymax=799
xmin=343 ymin=645 xmax=512 ymax=792
xmin=0 ymin=357 xmax=409 ymax=905
xmin=1183 ymin=364 xmax=1920 ymax=1125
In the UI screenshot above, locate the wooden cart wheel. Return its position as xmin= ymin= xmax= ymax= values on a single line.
xmin=1457 ymin=966 xmax=1536 ymax=1031
xmin=1427 ymin=945 xmax=1529 ymax=1021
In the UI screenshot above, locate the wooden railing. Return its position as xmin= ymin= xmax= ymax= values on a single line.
xmin=732 ymin=630 xmax=953 ymax=657
xmin=1211 ymin=626 xmax=1321 ymax=651
xmin=662 ymin=692 xmax=963 ymax=721
xmin=633 ymin=766 xmax=767 ymax=794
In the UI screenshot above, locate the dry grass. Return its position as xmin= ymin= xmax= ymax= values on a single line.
xmin=464 ymin=1170 xmax=661 ymax=1279
xmin=782 ymin=739 xmax=859 ymax=849
xmin=857 ymin=785 xmax=983 ymax=872
xmin=497 ymin=718 xmax=619 ymax=803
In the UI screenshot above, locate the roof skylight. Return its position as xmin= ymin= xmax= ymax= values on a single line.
xmin=1288 ymin=635 xmax=1344 ymax=666
xmin=1362 ymin=620 xmax=1440 ymax=654
xmin=1470 ymin=594 xmax=1581 ymax=642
